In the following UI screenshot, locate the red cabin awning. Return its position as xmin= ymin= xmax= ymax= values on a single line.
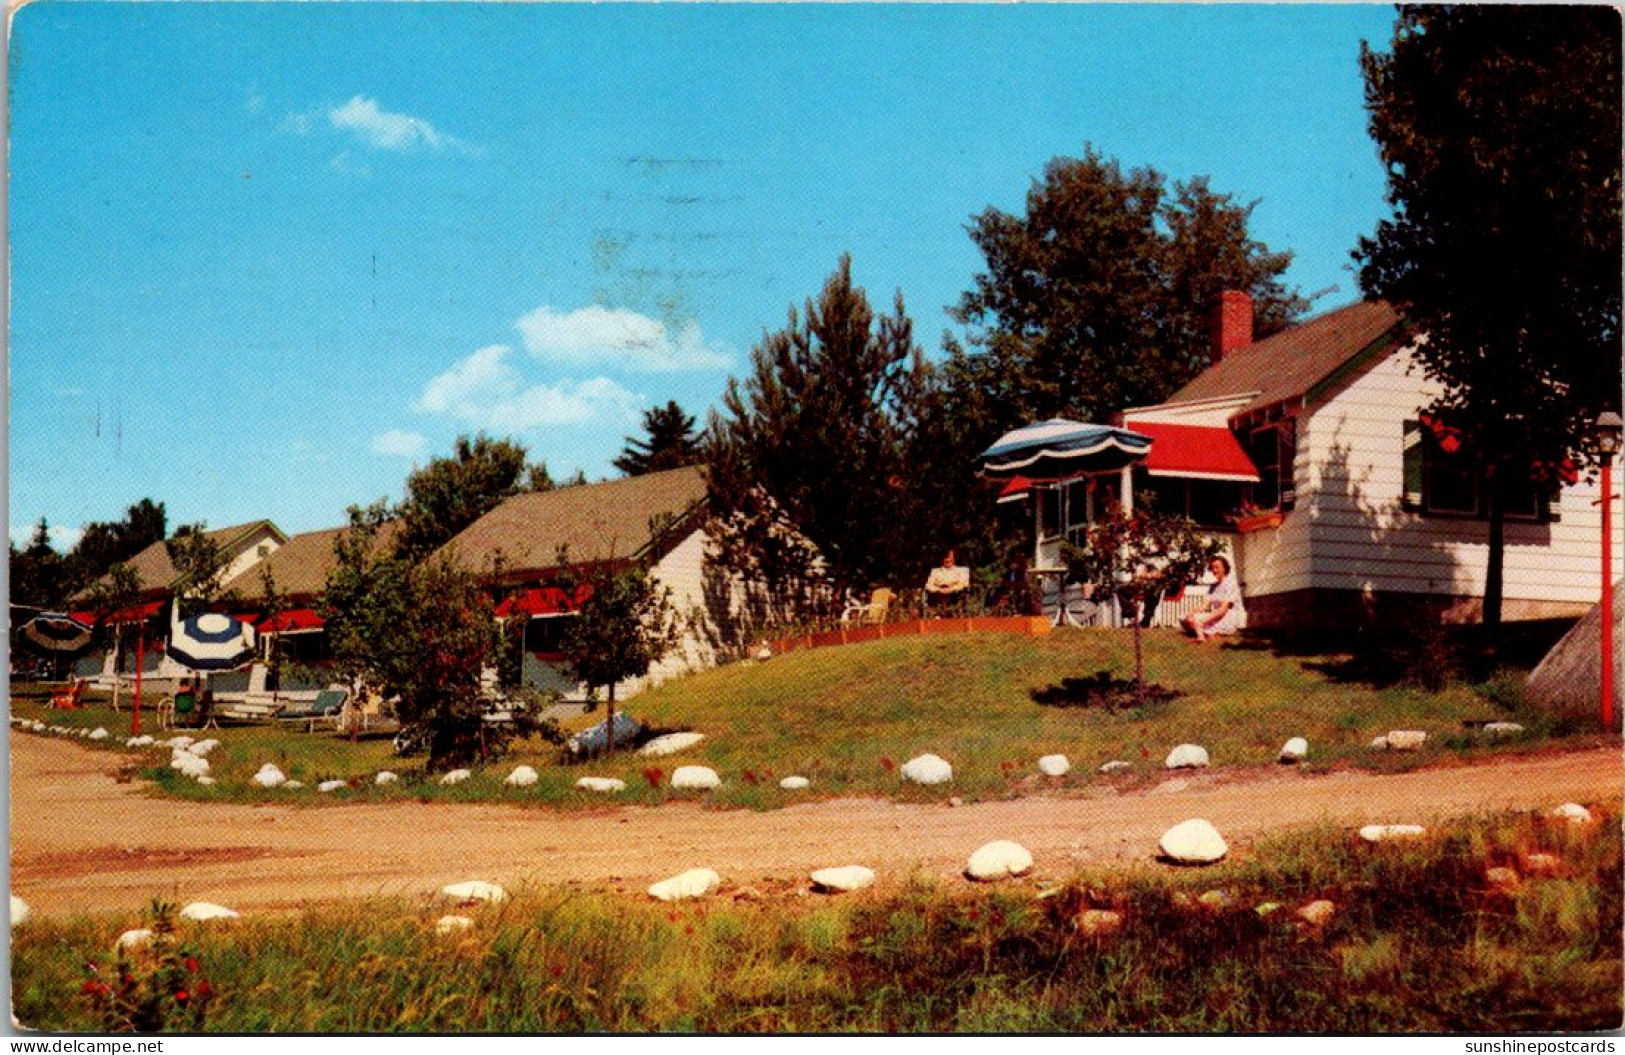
xmin=494 ymin=585 xmax=592 ymax=619
xmin=1123 ymin=422 xmax=1261 ymax=482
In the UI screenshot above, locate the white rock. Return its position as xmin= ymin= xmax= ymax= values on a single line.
xmin=966 ymin=840 xmax=1034 ymax=881
xmin=1384 ymin=730 xmax=1427 ymax=751
xmin=1099 ymin=760 xmax=1132 ymax=774
xmin=179 ymin=902 xmax=240 ymax=922
xmin=251 ymin=763 xmax=287 ymax=788
xmin=88 ymin=728 xmax=109 ymax=741
xmin=671 ymin=765 xmax=722 ymax=790
xmin=1369 ymin=735 xmax=1390 ymax=750
xmin=504 ymin=765 xmax=538 ymax=787
xmin=1037 ymin=754 xmax=1071 ymax=777
xmin=435 ymin=915 xmax=475 ymax=935
xmin=165 ymin=736 xmax=195 ymax=750
xmin=10 ymin=896 xmax=29 ymax=928
xmin=439 ymin=769 xmax=472 ymax=786
xmin=283 ymin=780 xmax=304 ymax=789
xmin=900 ymin=753 xmax=953 ymax=785
xmin=187 ymin=739 xmax=220 ymax=757
xmin=1359 ymin=824 xmax=1427 ymax=843
xmin=1550 ymin=802 xmax=1594 ymax=824
xmin=115 ymin=928 xmax=154 ymax=951
xmin=779 ymin=775 xmax=810 ymax=790
xmin=638 ymin=732 xmax=706 ymax=757
xmin=1279 ymin=737 xmax=1308 ymax=763
xmin=647 ymin=868 xmax=721 ymax=901
xmin=1164 ymin=744 xmax=1210 ymax=770
xmin=1482 ymin=722 xmax=1525 ymax=738
xmin=441 ymin=880 xmax=508 ymax=904
xmin=810 ymin=866 xmax=875 ymax=893
xmin=575 ymin=776 xmax=626 ymax=793
xmin=1158 ymin=819 xmax=1228 ymax=864
xmin=374 ymin=771 xmax=399 ymax=786
xmin=317 ymin=779 xmax=348 ymax=793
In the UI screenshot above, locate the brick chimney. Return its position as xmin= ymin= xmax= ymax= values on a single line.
xmin=1209 ymin=290 xmax=1254 ymax=364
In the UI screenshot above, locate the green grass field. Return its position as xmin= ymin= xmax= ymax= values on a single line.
xmin=12 ymin=804 xmax=1620 ymax=1032
xmin=10 ymin=626 xmax=1604 ymax=809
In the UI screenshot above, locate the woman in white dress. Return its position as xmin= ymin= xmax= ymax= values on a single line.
xmin=1181 ymin=556 xmax=1246 ymax=642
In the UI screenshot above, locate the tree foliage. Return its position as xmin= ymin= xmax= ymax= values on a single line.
xmin=1355 ymin=6 xmax=1622 ymax=630
xmin=709 ymin=254 xmax=937 ymax=590
xmin=614 ymin=401 xmax=701 ymax=476
xmin=396 ymin=434 xmax=532 ymax=559
xmin=949 ymin=147 xmax=1306 ymax=431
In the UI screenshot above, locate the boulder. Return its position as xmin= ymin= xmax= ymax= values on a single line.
xmin=10 ymin=895 xmax=29 ymax=928
xmin=435 ymin=915 xmax=475 ymax=936
xmin=504 ymin=766 xmax=539 ymax=787
xmin=638 ymin=731 xmax=706 ymax=758
xmin=439 ymin=769 xmax=472 ymax=786
xmin=1164 ymin=744 xmax=1209 ymax=770
xmin=779 ymin=775 xmax=810 ymax=790
xmin=441 ymin=880 xmax=508 ymax=904
xmin=1384 ymin=730 xmax=1427 ymax=751
xmin=251 ymin=763 xmax=287 ymax=788
xmin=966 ymin=840 xmax=1034 ymax=881
xmin=179 ymin=902 xmax=240 ymax=922
xmin=1099 ymin=760 xmax=1132 ymax=774
xmin=116 ymin=929 xmax=155 ymax=951
xmin=1359 ymin=824 xmax=1426 ymax=843
xmin=1074 ymin=909 xmax=1123 ymax=937
xmin=1158 ymin=819 xmax=1228 ymax=864
xmin=1296 ymin=900 xmax=1336 ymax=927
xmin=1037 ymin=754 xmax=1071 ymax=777
xmin=88 ymin=728 xmax=109 ymax=741
xmin=648 ymin=868 xmax=721 ymax=902
xmin=576 ymin=776 xmax=626 ymax=793
xmin=375 ymin=771 xmax=399 ymax=786
xmin=810 ymin=866 xmax=876 ymax=893
xmin=1550 ymin=802 xmax=1594 ymax=824
xmin=900 ymin=753 xmax=953 ymax=785
xmin=1278 ymin=737 xmax=1308 ymax=763
xmin=567 ymin=713 xmax=645 ymax=758
xmin=317 ymin=780 xmax=349 ymax=793
xmin=671 ymin=765 xmax=721 ymax=790
xmin=1482 ymin=722 xmax=1525 ymax=738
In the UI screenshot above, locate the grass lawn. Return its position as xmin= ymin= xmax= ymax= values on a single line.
xmin=12 ymin=803 xmax=1620 ymax=1032
xmin=9 ymin=626 xmax=1607 ymax=809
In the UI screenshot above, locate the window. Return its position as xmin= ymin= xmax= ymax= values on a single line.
xmin=1402 ymin=419 xmax=1558 ymax=522
xmin=1246 ymin=420 xmax=1297 ymax=512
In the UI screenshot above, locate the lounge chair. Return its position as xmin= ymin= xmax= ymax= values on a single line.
xmin=49 ymin=679 xmax=87 ymax=710
xmin=841 ymin=588 xmax=894 ymax=626
xmin=277 ymin=689 xmax=348 ymax=732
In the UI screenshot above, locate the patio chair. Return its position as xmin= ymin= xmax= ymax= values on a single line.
xmin=48 ymin=679 xmax=87 ymax=710
xmin=841 ymin=588 xmax=894 ymax=626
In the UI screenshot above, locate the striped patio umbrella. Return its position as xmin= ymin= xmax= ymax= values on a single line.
xmin=168 ymin=611 xmax=257 ymax=672
xmin=21 ymin=611 xmax=93 ymax=654
xmin=977 ymin=418 xmax=1153 ymax=480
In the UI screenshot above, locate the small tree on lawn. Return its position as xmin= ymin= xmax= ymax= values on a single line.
xmin=1062 ymin=505 xmax=1222 ymax=700
xmin=559 ymin=561 xmax=680 ymax=755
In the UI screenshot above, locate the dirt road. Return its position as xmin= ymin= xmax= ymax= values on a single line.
xmin=10 ymin=734 xmax=1620 ymax=918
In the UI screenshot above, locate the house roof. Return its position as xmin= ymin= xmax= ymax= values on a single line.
xmin=437 ymin=466 xmax=710 ymax=579
xmin=112 ymin=519 xmax=286 ymax=597
xmin=1165 ymin=300 xmax=1405 ymax=414
xmin=222 ymin=519 xmax=405 ymax=601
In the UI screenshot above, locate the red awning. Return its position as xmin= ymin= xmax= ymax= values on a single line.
xmin=495 ymin=585 xmax=592 ymax=619
xmin=1124 ymin=421 xmax=1261 ymax=482
xmin=259 ymin=607 xmax=325 ymax=634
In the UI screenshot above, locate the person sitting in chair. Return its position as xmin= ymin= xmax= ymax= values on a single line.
xmin=924 ymin=549 xmax=972 ymax=613
xmin=1181 ymin=556 xmax=1246 ymax=642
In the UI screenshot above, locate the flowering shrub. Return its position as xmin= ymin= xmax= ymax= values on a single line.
xmin=82 ymin=902 xmax=215 ymax=1033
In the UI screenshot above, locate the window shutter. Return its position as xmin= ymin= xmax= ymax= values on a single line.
xmin=1278 ymin=420 xmax=1298 ymax=510
xmin=1402 ymin=420 xmax=1424 ymax=511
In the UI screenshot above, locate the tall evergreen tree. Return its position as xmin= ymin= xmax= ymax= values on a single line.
xmin=1355 ymin=6 xmax=1622 ymax=635
xmin=614 ymin=401 xmax=701 ymax=476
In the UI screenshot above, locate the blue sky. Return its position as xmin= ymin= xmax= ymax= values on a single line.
xmin=8 ymin=3 xmax=1398 ymax=547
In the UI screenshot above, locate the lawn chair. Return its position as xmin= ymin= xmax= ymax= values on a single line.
xmin=841 ymin=587 xmax=894 ymax=626
xmin=277 ymin=689 xmax=348 ymax=733
xmin=48 ymin=679 xmax=87 ymax=710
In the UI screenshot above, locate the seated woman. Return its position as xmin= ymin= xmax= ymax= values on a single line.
xmin=1180 ymin=556 xmax=1246 ymax=642
xmin=923 ymin=549 xmax=971 ymax=613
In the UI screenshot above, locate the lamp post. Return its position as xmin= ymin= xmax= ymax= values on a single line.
xmin=1595 ymin=411 xmax=1622 ymax=731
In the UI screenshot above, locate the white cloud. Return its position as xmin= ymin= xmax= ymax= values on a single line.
xmin=371 ymin=429 xmax=428 ymax=458
xmin=516 ymin=305 xmax=730 ymax=373
xmin=414 ymin=345 xmax=642 ymax=431
xmin=328 ymin=96 xmax=473 ymax=154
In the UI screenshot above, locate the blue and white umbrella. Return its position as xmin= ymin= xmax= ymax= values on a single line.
xmin=21 ymin=611 xmax=94 ymax=654
xmin=978 ymin=419 xmax=1153 ymax=480
xmin=168 ymin=611 xmax=257 ymax=672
